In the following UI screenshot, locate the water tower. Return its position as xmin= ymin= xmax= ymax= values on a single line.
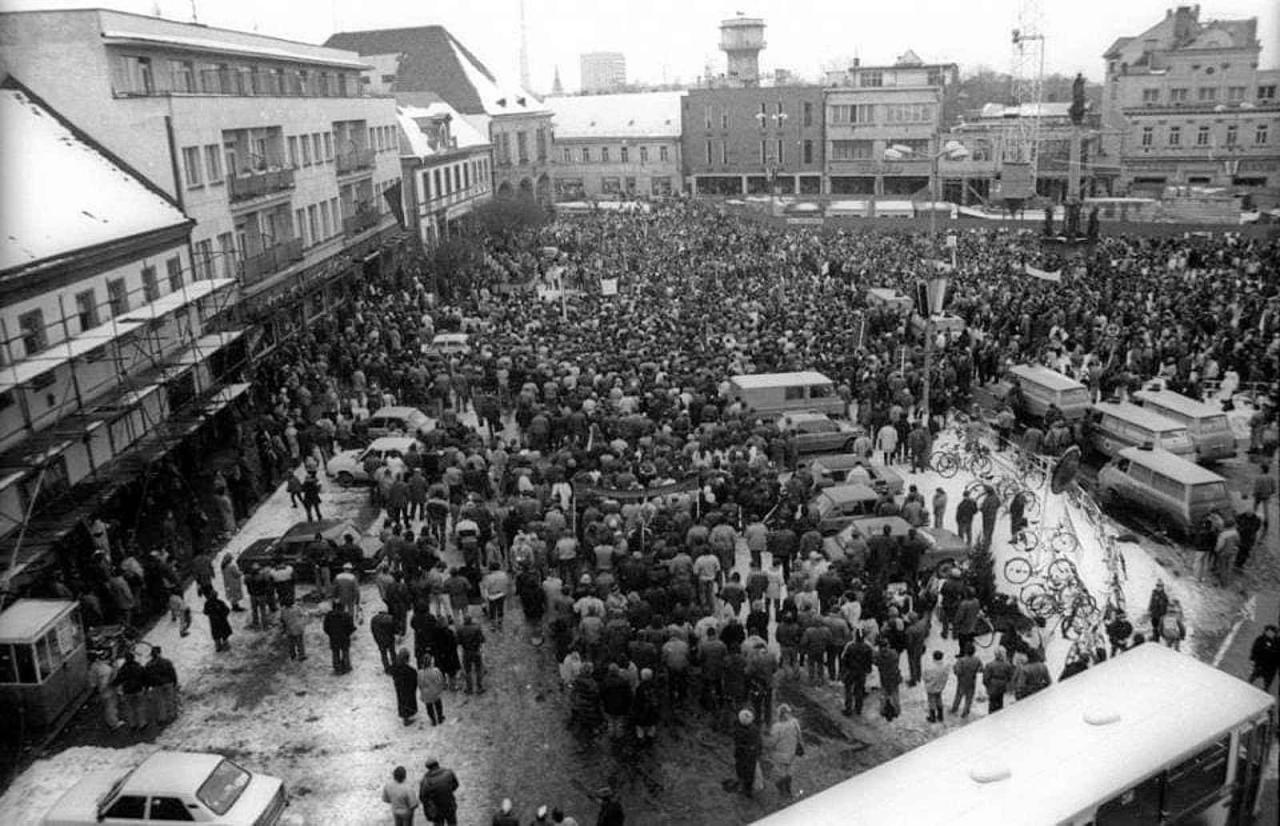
xmin=720 ymin=14 xmax=766 ymax=86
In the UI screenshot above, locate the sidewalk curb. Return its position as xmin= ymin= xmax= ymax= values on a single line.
xmin=1212 ymin=595 xmax=1255 ymax=668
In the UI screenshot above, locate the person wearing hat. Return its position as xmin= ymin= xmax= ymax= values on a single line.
xmin=334 ymin=561 xmax=361 ymax=621
xmin=529 ymin=804 xmax=551 ymax=824
xmin=1147 ymin=582 xmax=1170 ymax=643
xmin=594 ymin=787 xmax=624 ymax=826
xmin=732 ymin=708 xmax=763 ymax=797
xmin=491 ymin=797 xmax=519 ymax=826
xmin=418 ymin=757 xmax=460 ymax=826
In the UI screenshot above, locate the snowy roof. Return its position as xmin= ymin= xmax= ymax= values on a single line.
xmin=549 ymin=92 xmax=684 ymax=139
xmin=101 ymin=30 xmax=369 ymax=70
xmin=398 ymin=102 xmax=489 ymax=158
xmin=0 ymin=79 xmax=190 ymax=275
xmin=0 ymin=599 xmax=75 ymax=642
xmin=978 ymin=102 xmax=1072 ymax=120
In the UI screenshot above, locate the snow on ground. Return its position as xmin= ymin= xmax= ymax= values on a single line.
xmin=0 ymin=745 xmax=159 ymax=822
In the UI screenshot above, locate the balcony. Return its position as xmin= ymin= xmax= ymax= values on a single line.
xmin=238 ymin=239 xmax=304 ymax=287
xmin=228 ymin=168 xmax=296 ymax=203
xmin=343 ymin=208 xmax=381 ymax=238
xmin=336 ymin=148 xmax=376 ymax=175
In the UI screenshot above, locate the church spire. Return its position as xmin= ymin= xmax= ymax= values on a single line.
xmin=551 ymin=65 xmax=563 ymax=96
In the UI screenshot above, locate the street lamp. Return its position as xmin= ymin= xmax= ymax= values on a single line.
xmin=883 ymin=138 xmax=970 ymax=427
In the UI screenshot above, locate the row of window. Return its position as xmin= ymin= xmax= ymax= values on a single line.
xmin=293 ymin=197 xmax=344 ymax=250
xmin=701 ymin=140 xmax=817 ymax=166
xmin=425 ymin=157 xmax=489 ymax=202
xmin=560 ymin=145 xmax=671 ymax=164
xmin=179 ymin=125 xmax=394 ymax=190
xmin=11 ymin=259 xmax=184 ymax=359
xmin=1139 ymin=122 xmax=1270 ymax=147
xmin=494 ymin=128 xmax=548 ymax=166
xmin=115 ymin=54 xmax=363 ymax=99
xmin=1140 ymin=85 xmax=1277 ymax=104
xmin=828 ymin=103 xmax=937 ymax=126
xmin=554 ymin=176 xmax=675 ymax=198
xmin=701 ymin=101 xmax=817 ymax=130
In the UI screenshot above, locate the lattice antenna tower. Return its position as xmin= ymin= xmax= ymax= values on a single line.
xmin=1003 ymin=0 xmax=1046 ymax=199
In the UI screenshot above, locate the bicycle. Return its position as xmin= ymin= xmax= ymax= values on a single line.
xmin=930 ymin=442 xmax=993 ymax=479
xmin=1010 ymin=519 xmax=1079 ymax=556
xmin=1004 ymin=553 xmax=1078 ymax=587
xmin=972 ymin=614 xmax=997 ymax=649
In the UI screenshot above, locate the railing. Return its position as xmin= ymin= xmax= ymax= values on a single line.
xmin=342 ymin=210 xmax=381 ymax=238
xmin=336 ymin=149 xmax=376 ymax=174
xmin=238 ymin=239 xmax=304 ymax=286
xmin=227 ymin=168 xmax=296 ymax=202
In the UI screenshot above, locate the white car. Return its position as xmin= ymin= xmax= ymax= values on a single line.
xmin=41 ymin=751 xmax=286 ymax=825
xmin=326 ymin=436 xmax=421 ymax=485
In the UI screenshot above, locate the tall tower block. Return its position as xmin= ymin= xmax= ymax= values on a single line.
xmin=719 ymin=15 xmax=765 ymax=86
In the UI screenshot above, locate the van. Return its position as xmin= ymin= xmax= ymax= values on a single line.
xmin=809 ymin=483 xmax=883 ymax=535
xmin=865 ymin=288 xmax=914 ymax=313
xmin=909 ymin=312 xmax=966 ymax=340
xmin=727 ymin=372 xmax=844 ymax=417
xmin=365 ymin=406 xmax=433 ymax=440
xmin=1132 ymin=389 xmax=1236 ymax=463
xmin=1096 ymin=446 xmax=1232 ymax=538
xmin=423 ymin=332 xmax=471 ymax=357
xmin=1007 ymin=364 xmax=1091 ymax=423
xmin=1086 ymin=401 xmax=1195 ymax=459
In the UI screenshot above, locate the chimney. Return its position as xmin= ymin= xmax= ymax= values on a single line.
xmin=852 ymin=57 xmax=860 ymax=67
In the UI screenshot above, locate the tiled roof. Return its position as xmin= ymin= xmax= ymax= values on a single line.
xmin=549 ymin=92 xmax=684 ymax=139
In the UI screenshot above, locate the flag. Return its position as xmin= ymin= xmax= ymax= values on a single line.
xmin=381 ymin=182 xmax=405 ymax=228
xmin=1025 ymin=263 xmax=1062 ymax=283
xmin=600 ymin=278 xmax=619 ymax=296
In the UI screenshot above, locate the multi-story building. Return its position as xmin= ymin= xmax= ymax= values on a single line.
xmin=549 ymin=92 xmax=683 ymax=199
xmin=681 ymin=86 xmax=825 ymax=196
xmin=580 ymin=52 xmax=626 ymax=94
xmin=0 ymin=8 xmax=405 ymax=344
xmin=398 ymin=102 xmax=494 ymax=245
xmin=1102 ymin=5 xmax=1280 ymax=193
xmin=0 ymin=76 xmax=243 ymax=577
xmin=325 ymin=26 xmax=557 ymax=204
xmin=822 ymin=53 xmax=958 ymax=196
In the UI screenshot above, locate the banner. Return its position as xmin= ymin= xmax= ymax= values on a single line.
xmin=382 ymin=182 xmax=405 ymax=228
xmin=600 ymin=277 xmax=619 ymax=296
xmin=1024 ymin=263 xmax=1063 ymax=283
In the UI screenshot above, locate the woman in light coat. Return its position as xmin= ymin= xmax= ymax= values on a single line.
xmin=765 ymin=703 xmax=803 ymax=799
xmin=220 ymin=555 xmax=244 ymax=612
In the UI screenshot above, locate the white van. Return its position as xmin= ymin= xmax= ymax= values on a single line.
xmin=1131 ymin=389 xmax=1235 ymax=463
xmin=1007 ymin=364 xmax=1091 ymax=423
xmin=1096 ymin=445 xmax=1232 ymax=538
xmin=727 ymin=372 xmax=844 ymax=417
xmin=1086 ymin=401 xmax=1195 ymax=459
xmin=865 ymin=288 xmax=914 ymax=313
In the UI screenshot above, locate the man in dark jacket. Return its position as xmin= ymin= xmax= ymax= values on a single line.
xmin=839 ymin=632 xmax=874 ymax=717
xmin=732 ymin=709 xmax=763 ymax=798
xmin=113 ymin=650 xmax=149 ymax=730
xmin=371 ymin=610 xmax=398 ymax=671
xmin=978 ymin=488 xmax=1000 ymax=551
xmin=598 ymin=663 xmax=634 ymax=739
xmin=456 ymin=615 xmax=485 ymax=694
xmin=955 ymin=491 xmax=978 ymax=548
xmin=1247 ymin=625 xmax=1280 ymax=692
xmin=1148 ymin=582 xmax=1170 ymax=642
xmin=904 ymin=611 xmax=930 ymax=686
xmin=323 ymin=602 xmax=356 ymax=674
xmin=873 ymin=639 xmax=902 ymax=720
xmin=982 ymin=647 xmax=1016 ymax=712
xmin=418 ymin=758 xmax=460 ymax=826
xmin=144 ymin=646 xmax=179 ymax=726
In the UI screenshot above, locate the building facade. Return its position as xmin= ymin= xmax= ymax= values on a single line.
xmin=325 ymin=26 xmax=557 ymax=205
xmin=822 ymin=54 xmax=958 ymax=196
xmin=398 ymin=103 xmax=494 ymax=245
xmin=579 ymin=52 xmax=626 ymax=94
xmin=0 ymin=8 xmax=406 ymax=345
xmin=549 ymin=92 xmax=683 ymax=199
xmin=0 ymin=77 xmax=244 ymax=572
xmin=1102 ymin=5 xmax=1280 ymax=193
xmin=681 ymin=86 xmax=825 ymax=196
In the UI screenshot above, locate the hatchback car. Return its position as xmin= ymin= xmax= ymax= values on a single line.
xmin=802 ymin=453 xmax=905 ymax=496
xmin=809 ymin=483 xmax=883 ymax=535
xmin=326 ymin=436 xmax=421 ymax=485
xmin=238 ymin=519 xmax=377 ymax=578
xmin=777 ymin=412 xmax=861 ymax=455
xmin=41 ymin=750 xmax=286 ymax=825
xmin=364 ymin=406 xmax=432 ymax=441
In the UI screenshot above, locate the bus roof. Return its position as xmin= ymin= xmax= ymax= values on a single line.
xmin=752 ymin=645 xmax=1273 ymax=826
xmin=729 ymin=372 xmax=833 ymax=389
xmin=1132 ymin=389 xmax=1229 ymax=419
xmin=1008 ymin=364 xmax=1084 ymax=391
xmin=1117 ymin=446 xmax=1227 ymax=484
xmin=1093 ymin=401 xmax=1189 ymax=433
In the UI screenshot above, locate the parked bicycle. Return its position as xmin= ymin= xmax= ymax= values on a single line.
xmin=1010 ymin=519 xmax=1079 ymax=556
xmin=930 ymin=442 xmax=993 ymax=479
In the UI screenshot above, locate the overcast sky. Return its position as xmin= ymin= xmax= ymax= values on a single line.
xmin=3 ymin=0 xmax=1276 ymax=92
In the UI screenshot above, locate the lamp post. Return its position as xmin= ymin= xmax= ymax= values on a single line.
xmin=883 ymin=139 xmax=970 ymax=425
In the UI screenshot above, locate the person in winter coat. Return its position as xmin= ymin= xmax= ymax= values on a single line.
xmin=203 ymin=590 xmax=232 ymax=652
xmin=323 ymin=602 xmax=356 ymax=674
xmin=982 ymin=647 xmax=1016 ymax=712
xmin=418 ymin=653 xmax=446 ymax=725
xmin=569 ymin=665 xmax=603 ymax=743
xmin=1147 ymin=581 xmax=1170 ymax=641
xmin=876 ymin=422 xmax=899 ymax=467
xmin=418 ymin=757 xmax=460 ymax=826
xmin=922 ymin=650 xmax=950 ymax=723
xmin=765 ymin=703 xmax=803 ymax=799
xmin=1160 ymin=599 xmax=1187 ymax=651
xmin=280 ymin=597 xmax=307 ymax=660
xmin=873 ymin=639 xmax=902 ymax=720
xmin=951 ymin=643 xmax=982 ymax=717
xmin=429 ymin=618 xmax=462 ymax=690
xmin=732 ymin=708 xmax=763 ymax=798
xmin=938 ymin=570 xmax=965 ymax=639
xmin=1012 ymin=650 xmax=1052 ymax=700
xmin=371 ymin=610 xmax=398 ymax=671
xmin=953 ymin=588 xmax=982 ymax=649
xmin=220 ymin=556 xmax=245 ymax=611
xmin=382 ymin=765 xmax=419 ymax=826
xmin=599 ymin=663 xmax=634 ymax=739
xmin=632 ymin=667 xmax=661 ymax=745
xmin=113 ymin=650 xmax=149 ymax=730
xmin=931 ymin=488 xmax=947 ymax=530
xmin=839 ymin=632 xmax=874 ymax=717
xmin=388 ymin=648 xmax=418 ymax=725
xmin=978 ymin=489 xmax=1000 ymax=551
xmin=904 ymin=611 xmax=930 ymax=686
xmin=955 ymin=491 xmax=978 ymax=548
xmin=1247 ymin=625 xmax=1280 ymax=692
xmin=1008 ymin=492 xmax=1028 ymax=542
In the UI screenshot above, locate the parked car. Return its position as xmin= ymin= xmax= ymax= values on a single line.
xmin=326 ymin=436 xmax=421 ymax=485
xmin=422 ymin=332 xmax=471 ymax=357
xmin=777 ymin=412 xmax=861 ymax=455
xmin=799 ymin=453 xmax=905 ymax=496
xmin=237 ymin=519 xmax=379 ymax=578
xmin=918 ymin=527 xmax=971 ymax=575
xmin=809 ymin=483 xmax=883 ymax=535
xmin=41 ymin=750 xmax=287 ymax=825
xmin=364 ymin=406 xmax=433 ymax=441
xmin=824 ymin=515 xmax=915 ymax=559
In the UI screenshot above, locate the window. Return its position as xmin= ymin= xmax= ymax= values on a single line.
xmin=142 ymin=265 xmax=159 ymax=302
xmin=308 ymin=205 xmax=319 ymax=242
xmin=659 ymin=145 xmax=669 ymax=162
xmin=320 ymin=201 xmax=331 ymax=237
xmin=301 ymin=136 xmax=312 ymax=166
xmin=148 ymin=796 xmax=195 ymax=821
xmin=620 ymin=147 xmax=629 ymax=163
xmin=536 ymin=128 xmax=547 ymax=161
xmin=330 ymin=198 xmax=339 ymax=230
xmin=624 ymin=176 xmax=636 ymax=193
xmin=1256 ymin=124 xmax=1270 ymax=145
xmin=639 ymin=146 xmax=648 ymax=163
xmin=18 ymin=309 xmax=47 ymax=356
xmin=803 ymin=101 xmax=813 ymax=127
xmin=287 ymin=136 xmax=298 ymax=168
xmin=1226 ymin=124 xmax=1238 ymax=146
xmin=829 ymin=104 xmax=852 ymax=124
xmin=581 ymin=147 xmax=590 ymax=163
xmin=171 ymin=60 xmax=195 ymax=92
xmin=107 ymin=278 xmax=129 ymax=317
xmin=312 ymin=134 xmax=322 ymax=163
xmin=432 ymin=169 xmax=442 ymax=198
xmin=803 ymin=139 xmax=814 ymax=164
xmin=720 ymin=141 xmax=728 ymax=164
xmin=516 ymin=131 xmax=528 ymax=164
xmin=1141 ymin=126 xmax=1154 ymax=147
xmin=651 ymin=176 xmax=672 ymax=196
xmin=1259 ymin=85 xmax=1277 ymax=100
xmin=860 ymin=70 xmax=883 ymax=87
xmin=1164 ymin=737 xmax=1229 ymax=817
xmin=1197 ymin=87 xmax=1217 ymax=102
xmin=166 ymin=256 xmax=183 ymax=291
xmin=1141 ymin=88 xmax=1159 ymax=103
xmin=295 ymin=208 xmax=308 ymax=246
xmin=720 ymin=109 xmax=728 ymax=129
xmin=601 ymin=177 xmax=621 ymax=194
xmin=193 ymin=240 xmax=213 ymax=280
xmin=704 ymin=105 xmax=712 ymax=129
xmin=1095 ymin=773 xmax=1162 ymax=824
xmin=324 ymin=133 xmax=333 ymax=161
xmin=217 ymin=233 xmax=236 ymax=278
xmin=601 ymin=147 xmax=610 ymax=163
xmin=705 ymin=140 xmax=712 ymax=165
xmin=182 ymin=146 xmax=202 ymax=187
xmin=204 ymin=145 xmax=222 ymax=183
xmin=1168 ymin=126 xmax=1181 ymax=146
xmin=760 ymin=140 xmax=768 ymax=164
xmin=196 ymin=760 xmax=252 ymax=816
xmin=830 ymin=140 xmax=874 ymax=160
xmin=103 ymin=796 xmax=147 ymax=819
xmin=1169 ymin=87 xmax=1189 ymax=102
xmin=1228 ymin=86 xmax=1246 ymax=101
xmin=454 ymin=166 xmax=461 ymax=192
xmin=1196 ymin=125 xmax=1210 ymax=146
xmin=75 ymin=290 xmax=98 ymax=330
xmin=562 ymin=147 xmax=572 ymax=163
xmin=777 ymin=140 xmax=784 ymax=164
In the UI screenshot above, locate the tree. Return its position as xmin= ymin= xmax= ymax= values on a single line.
xmin=468 ymin=198 xmax=549 ymax=238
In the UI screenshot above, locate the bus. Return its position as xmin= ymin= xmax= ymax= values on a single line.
xmin=726 ymin=372 xmax=844 ymax=417
xmin=1132 ymin=389 xmax=1237 ymax=463
xmin=752 ymin=644 xmax=1275 ymax=826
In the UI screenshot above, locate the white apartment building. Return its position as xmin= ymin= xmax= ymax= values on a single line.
xmin=0 ymin=8 xmax=406 ymax=346
xmin=398 ymin=103 xmax=494 ymax=246
xmin=549 ymin=92 xmax=684 ymax=199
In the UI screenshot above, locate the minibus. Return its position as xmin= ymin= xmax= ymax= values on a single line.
xmin=726 ymin=372 xmax=844 ymax=416
xmin=1132 ymin=389 xmax=1236 ymax=463
xmin=1095 ymin=445 xmax=1233 ymax=538
xmin=1087 ymin=400 xmax=1195 ymax=459
xmin=1006 ymin=364 xmax=1090 ymax=422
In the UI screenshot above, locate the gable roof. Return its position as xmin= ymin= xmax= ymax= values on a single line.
xmin=0 ymin=75 xmax=191 ymax=276
xmin=549 ymin=92 xmax=684 ymax=139
xmin=398 ymin=102 xmax=490 ymax=158
xmin=325 ymin=26 xmax=546 ymax=117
